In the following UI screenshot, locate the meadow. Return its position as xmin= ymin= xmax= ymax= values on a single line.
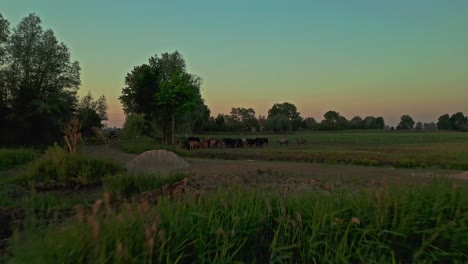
xmin=122 ymin=131 xmax=468 ymax=170
xmin=0 ymin=131 xmax=467 ymax=263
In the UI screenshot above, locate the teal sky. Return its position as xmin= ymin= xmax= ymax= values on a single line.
xmin=2 ymin=0 xmax=468 ymax=127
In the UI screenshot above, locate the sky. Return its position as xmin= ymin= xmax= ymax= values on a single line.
xmin=1 ymin=0 xmax=468 ymax=127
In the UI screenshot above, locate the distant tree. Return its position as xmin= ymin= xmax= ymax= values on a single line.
xmin=257 ymin=115 xmax=267 ymax=130
xmin=375 ymin=117 xmax=385 ymax=129
xmin=122 ymin=113 xmax=148 ymax=139
xmin=267 ymin=102 xmax=302 ymax=130
xmin=226 ymin=107 xmax=257 ymax=131
xmin=397 ymin=115 xmax=415 ymax=130
xmin=303 ymin=117 xmax=318 ymax=129
xmin=264 ymin=115 xmax=292 ymax=132
xmin=76 ymin=91 xmax=108 ymax=136
xmin=320 ymin=111 xmax=349 ymax=130
xmin=423 ymin=122 xmax=438 ymax=131
xmin=215 ymin=114 xmax=226 ymax=129
xmin=437 ymin=114 xmax=452 ymax=130
xmin=414 ymin=122 xmax=423 ymax=131
xmin=0 ymin=13 xmax=81 ymax=145
xmin=350 ymin=116 xmax=363 ymax=129
xmin=449 ymin=112 xmax=468 ymax=131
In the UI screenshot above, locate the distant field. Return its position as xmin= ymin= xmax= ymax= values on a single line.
xmin=121 ymin=131 xmax=468 ymax=170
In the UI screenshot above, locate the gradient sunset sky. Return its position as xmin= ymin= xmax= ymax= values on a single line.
xmin=2 ymin=0 xmax=468 ymax=127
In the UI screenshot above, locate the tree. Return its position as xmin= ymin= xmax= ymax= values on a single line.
xmin=267 ymin=102 xmax=302 ymax=130
xmin=423 ymin=122 xmax=438 ymax=131
xmin=215 ymin=114 xmax=226 ymax=130
xmin=437 ymin=114 xmax=452 ymax=130
xmin=449 ymin=112 xmax=467 ymax=131
xmin=375 ymin=117 xmax=385 ymax=129
xmin=303 ymin=117 xmax=317 ymax=129
xmin=76 ymin=91 xmax=108 ymax=136
xmin=119 ymin=51 xmax=208 ymax=144
xmin=320 ymin=111 xmax=349 ymax=130
xmin=414 ymin=122 xmax=423 ymax=130
xmin=0 ymin=13 xmax=9 ymax=64
xmin=122 ymin=113 xmax=148 ymax=139
xmin=0 ymin=13 xmax=80 ymax=145
xmin=225 ymin=107 xmax=257 ymax=131
xmin=350 ymin=116 xmax=363 ymax=129
xmin=264 ymin=115 xmax=292 ymax=132
xmin=397 ymin=115 xmax=415 ymax=130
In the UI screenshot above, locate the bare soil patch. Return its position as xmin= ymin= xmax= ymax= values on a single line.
xmin=126 ymin=150 xmax=190 ymax=174
xmin=81 ymin=144 xmax=467 ymax=193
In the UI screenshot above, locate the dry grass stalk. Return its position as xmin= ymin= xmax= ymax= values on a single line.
xmin=63 ymin=118 xmax=82 ymax=154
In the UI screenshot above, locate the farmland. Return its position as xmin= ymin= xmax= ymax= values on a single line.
xmin=0 ymin=131 xmax=467 ymax=263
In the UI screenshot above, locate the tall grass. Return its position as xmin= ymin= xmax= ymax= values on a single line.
xmin=0 ymin=148 xmax=37 ymax=171
xmin=26 ymin=145 xmax=124 ymax=187
xmin=9 ymin=179 xmax=467 ymax=263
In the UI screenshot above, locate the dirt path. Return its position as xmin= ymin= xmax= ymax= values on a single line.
xmin=81 ymin=144 xmax=467 ymax=189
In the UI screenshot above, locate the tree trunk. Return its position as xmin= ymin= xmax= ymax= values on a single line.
xmin=171 ymin=111 xmax=175 ymax=145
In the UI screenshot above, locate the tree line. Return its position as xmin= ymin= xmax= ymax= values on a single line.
xmin=0 ymin=13 xmax=108 ymax=146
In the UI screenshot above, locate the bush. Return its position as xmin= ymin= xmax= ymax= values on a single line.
xmin=26 ymin=145 xmax=124 ymax=186
xmin=103 ymin=172 xmax=186 ymax=198
xmin=0 ymin=148 xmax=38 ymax=171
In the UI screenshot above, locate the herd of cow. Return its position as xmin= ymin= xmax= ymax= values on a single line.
xmin=185 ymin=137 xmax=308 ymax=150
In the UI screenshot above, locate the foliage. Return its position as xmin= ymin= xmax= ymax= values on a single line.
xmin=63 ymin=118 xmax=82 ymax=154
xmin=397 ymin=115 xmax=415 ymax=130
xmin=103 ymin=172 xmax=186 ymax=198
xmin=225 ymin=107 xmax=258 ymax=132
xmin=9 ymin=181 xmax=468 ymax=263
xmin=437 ymin=114 xmax=452 ymax=130
xmin=122 ymin=113 xmax=150 ymax=139
xmin=415 ymin=121 xmax=423 ymax=130
xmin=0 ymin=148 xmax=37 ymax=171
xmin=76 ymin=91 xmax=108 ymax=136
xmin=450 ymin=112 xmax=468 ymax=131
xmin=0 ymin=13 xmax=80 ymax=146
xmin=264 ymin=115 xmax=292 ymax=132
xmin=26 ymin=145 xmax=123 ymax=186
xmin=320 ymin=111 xmax=349 ymax=130
xmin=120 ymin=51 xmax=208 ymax=143
xmin=303 ymin=117 xmax=317 ymax=130
xmin=268 ymin=102 xmax=302 ymax=130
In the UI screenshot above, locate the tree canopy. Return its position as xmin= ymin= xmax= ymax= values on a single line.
xmin=0 ymin=13 xmax=81 ymax=145
xmin=267 ymin=102 xmax=302 ymax=130
xmin=119 ymin=51 xmax=208 ymax=143
xmin=397 ymin=115 xmax=415 ymax=130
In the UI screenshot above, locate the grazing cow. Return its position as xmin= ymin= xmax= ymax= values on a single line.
xmin=209 ymin=138 xmax=217 ymax=148
xmin=278 ymin=138 xmax=289 ymax=146
xmin=256 ymin=138 xmax=268 ymax=147
xmin=188 ymin=137 xmax=200 ymax=142
xmin=296 ymin=138 xmax=307 ymax=145
xmin=247 ymin=138 xmax=257 ymax=147
xmin=188 ymin=141 xmax=200 ymax=150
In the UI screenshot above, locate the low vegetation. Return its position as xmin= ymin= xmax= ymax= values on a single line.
xmin=9 ymin=180 xmax=467 ymax=263
xmin=103 ymin=172 xmax=186 ymax=199
xmin=25 ymin=145 xmax=124 ymax=187
xmin=0 ymin=148 xmax=38 ymax=171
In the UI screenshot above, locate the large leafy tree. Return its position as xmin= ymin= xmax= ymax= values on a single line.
xmin=449 ymin=112 xmax=467 ymax=131
xmin=76 ymin=91 xmax=108 ymax=136
xmin=267 ymin=102 xmax=302 ymax=130
xmin=225 ymin=107 xmax=257 ymax=131
xmin=0 ymin=13 xmax=80 ymax=145
xmin=120 ymin=51 xmax=208 ymax=144
xmin=397 ymin=115 xmax=415 ymax=130
xmin=437 ymin=114 xmax=452 ymax=130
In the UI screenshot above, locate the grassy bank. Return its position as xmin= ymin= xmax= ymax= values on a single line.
xmin=0 ymin=148 xmax=38 ymax=171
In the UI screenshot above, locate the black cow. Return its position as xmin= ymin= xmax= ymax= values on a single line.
xmin=256 ymin=138 xmax=269 ymax=147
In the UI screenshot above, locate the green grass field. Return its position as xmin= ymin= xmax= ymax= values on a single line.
xmin=1 ymin=133 xmax=467 ymax=262
xmin=121 ymin=131 xmax=468 ymax=170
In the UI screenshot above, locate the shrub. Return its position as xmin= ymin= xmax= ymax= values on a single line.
xmin=26 ymin=145 xmax=124 ymax=186
xmin=0 ymin=148 xmax=38 ymax=171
